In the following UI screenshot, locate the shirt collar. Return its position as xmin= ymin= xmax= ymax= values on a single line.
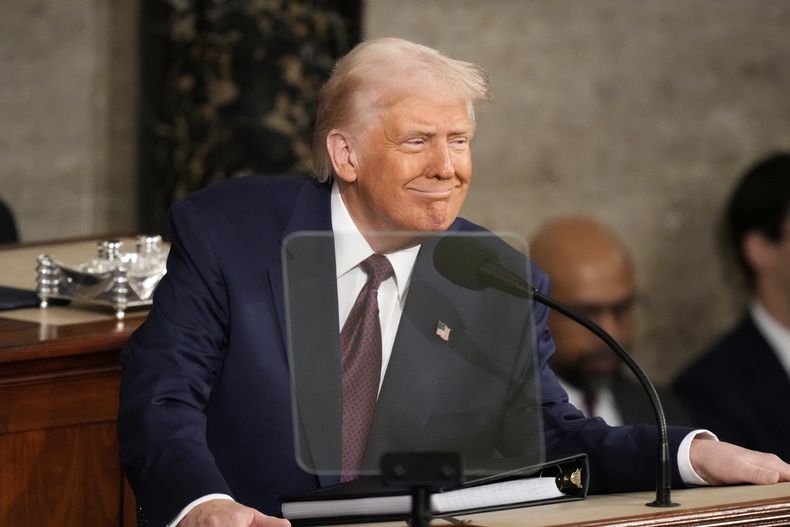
xmin=330 ymin=183 xmax=419 ymax=301
xmin=750 ymin=300 xmax=790 ymax=375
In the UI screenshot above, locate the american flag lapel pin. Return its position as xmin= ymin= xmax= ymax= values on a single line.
xmin=435 ymin=320 xmax=451 ymax=342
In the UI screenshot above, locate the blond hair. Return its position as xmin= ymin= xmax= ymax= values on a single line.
xmin=312 ymin=37 xmax=491 ymax=182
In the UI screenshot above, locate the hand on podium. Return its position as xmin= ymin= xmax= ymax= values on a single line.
xmin=691 ymin=436 xmax=790 ymax=485
xmin=178 ymin=499 xmax=291 ymax=527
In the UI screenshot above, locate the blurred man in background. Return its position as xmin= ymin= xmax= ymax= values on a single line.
xmin=531 ymin=216 xmax=690 ymax=425
xmin=674 ymin=153 xmax=790 ymax=461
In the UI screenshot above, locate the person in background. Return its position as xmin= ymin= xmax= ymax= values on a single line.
xmin=674 ymin=153 xmax=790 ymax=462
xmin=0 ymin=199 xmax=19 ymax=244
xmin=530 ymin=216 xmax=690 ymax=425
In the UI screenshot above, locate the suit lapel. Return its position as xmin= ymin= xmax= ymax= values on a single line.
xmin=266 ymin=180 xmax=342 ymax=485
xmin=283 ymin=234 xmax=342 ymax=483
xmin=269 ymin=179 xmax=333 ymax=352
xmin=611 ymin=375 xmax=649 ymax=424
xmin=741 ymin=318 xmax=790 ymax=435
xmin=364 ymin=243 xmax=466 ymax=465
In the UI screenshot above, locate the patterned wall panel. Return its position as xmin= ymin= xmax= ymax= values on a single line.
xmin=139 ymin=0 xmax=359 ymax=232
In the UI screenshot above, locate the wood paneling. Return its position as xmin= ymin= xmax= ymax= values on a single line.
xmin=0 ymin=424 xmax=120 ymax=525
xmin=0 ymin=315 xmax=142 ymax=526
xmin=0 ymin=354 xmax=119 ymax=434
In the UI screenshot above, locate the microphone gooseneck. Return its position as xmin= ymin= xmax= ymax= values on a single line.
xmin=433 ymin=235 xmax=678 ymax=507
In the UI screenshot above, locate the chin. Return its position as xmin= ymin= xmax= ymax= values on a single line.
xmin=419 ymin=217 xmax=454 ymax=233
xmin=421 ymin=204 xmax=460 ymax=231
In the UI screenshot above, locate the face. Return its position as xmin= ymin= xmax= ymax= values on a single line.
xmin=548 ymin=255 xmax=636 ymax=392
xmin=331 ymin=92 xmax=474 ymax=251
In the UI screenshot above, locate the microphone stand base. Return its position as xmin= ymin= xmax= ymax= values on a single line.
xmin=647 ymin=486 xmax=680 ymax=507
xmin=646 ymin=500 xmax=680 ymax=507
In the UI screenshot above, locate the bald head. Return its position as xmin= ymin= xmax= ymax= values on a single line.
xmin=531 ymin=216 xmax=634 ymax=303
xmin=530 ymin=216 xmax=636 ymax=391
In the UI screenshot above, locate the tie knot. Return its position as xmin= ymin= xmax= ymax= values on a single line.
xmin=360 ymin=254 xmax=394 ymax=289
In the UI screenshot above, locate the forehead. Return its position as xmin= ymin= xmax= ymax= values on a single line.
xmin=552 ymin=255 xmax=635 ymax=303
xmin=378 ymin=93 xmax=474 ymax=131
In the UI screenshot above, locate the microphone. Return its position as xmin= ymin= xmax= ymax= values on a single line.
xmin=433 ymin=235 xmax=678 ymax=507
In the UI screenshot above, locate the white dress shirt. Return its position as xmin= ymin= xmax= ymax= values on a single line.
xmin=559 ymin=380 xmax=624 ymax=426
xmin=751 ymin=301 xmax=790 ymax=378
xmin=331 ymin=183 xmax=420 ymax=391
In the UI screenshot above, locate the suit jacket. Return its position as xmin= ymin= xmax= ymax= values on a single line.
xmin=118 ymin=176 xmax=692 ymax=526
xmin=673 ymin=314 xmax=790 ymax=461
xmin=611 ymin=374 xmax=693 ymax=427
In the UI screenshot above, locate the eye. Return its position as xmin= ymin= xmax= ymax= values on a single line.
xmin=450 ymin=137 xmax=469 ymax=149
xmin=405 ymin=138 xmax=425 ymax=147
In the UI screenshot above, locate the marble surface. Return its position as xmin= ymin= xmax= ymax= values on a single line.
xmin=0 ymin=238 xmax=149 ymax=325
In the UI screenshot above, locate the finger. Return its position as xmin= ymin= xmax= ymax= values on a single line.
xmin=765 ymin=455 xmax=790 ymax=481
xmin=250 ymin=509 xmax=290 ymax=527
xmin=743 ymin=453 xmax=785 ymax=484
xmin=750 ymin=467 xmax=780 ymax=485
xmin=777 ymin=459 xmax=790 ymax=481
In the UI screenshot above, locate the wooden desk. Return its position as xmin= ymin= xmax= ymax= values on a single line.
xmin=0 ymin=314 xmax=143 ymax=526
xmin=0 ymin=237 xmax=153 ymax=525
xmin=342 ymin=483 xmax=790 ymax=527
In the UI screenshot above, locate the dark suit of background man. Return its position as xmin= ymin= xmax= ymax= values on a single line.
xmin=674 ymin=153 xmax=790 ymax=462
xmin=530 ymin=216 xmax=690 ymax=426
xmin=117 ymin=38 xmax=790 ymax=527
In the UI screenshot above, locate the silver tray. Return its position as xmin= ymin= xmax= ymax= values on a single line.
xmin=36 ymin=236 xmax=168 ymax=319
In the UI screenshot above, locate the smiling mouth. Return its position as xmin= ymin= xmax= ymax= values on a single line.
xmin=407 ymin=186 xmax=457 ymax=198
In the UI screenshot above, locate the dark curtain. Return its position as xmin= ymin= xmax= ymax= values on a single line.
xmin=138 ymin=0 xmax=361 ymax=233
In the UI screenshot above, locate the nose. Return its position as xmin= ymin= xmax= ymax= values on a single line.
xmin=431 ymin=143 xmax=455 ymax=179
xmin=596 ymin=311 xmax=620 ymax=337
xmin=593 ymin=310 xmax=630 ymax=345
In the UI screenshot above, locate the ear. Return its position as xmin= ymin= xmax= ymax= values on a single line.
xmin=743 ymin=230 xmax=776 ymax=275
xmin=326 ymin=130 xmax=359 ymax=184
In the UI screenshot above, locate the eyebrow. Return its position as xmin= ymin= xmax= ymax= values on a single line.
xmin=399 ymin=126 xmax=474 ymax=138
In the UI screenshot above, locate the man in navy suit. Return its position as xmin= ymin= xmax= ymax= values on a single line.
xmin=118 ymin=38 xmax=790 ymax=527
xmin=674 ymin=153 xmax=790 ymax=461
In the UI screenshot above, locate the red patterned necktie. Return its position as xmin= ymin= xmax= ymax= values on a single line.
xmin=339 ymin=253 xmax=394 ymax=482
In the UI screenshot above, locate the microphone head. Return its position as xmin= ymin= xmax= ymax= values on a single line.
xmin=433 ymin=235 xmax=499 ymax=291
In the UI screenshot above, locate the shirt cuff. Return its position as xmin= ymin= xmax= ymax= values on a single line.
xmin=166 ymin=494 xmax=235 ymax=527
xmin=678 ymin=429 xmax=718 ymax=486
